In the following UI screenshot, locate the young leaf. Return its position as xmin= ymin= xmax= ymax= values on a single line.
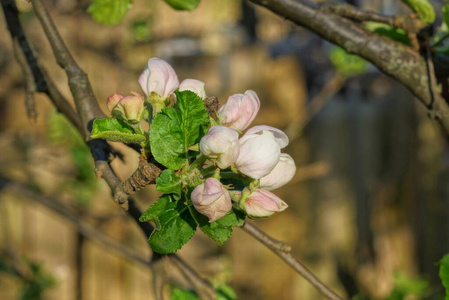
xmin=91 ymin=118 xmax=145 ymax=144
xmin=150 ymin=90 xmax=209 ymax=170
xmin=176 ymin=90 xmax=210 ymax=146
xmin=149 ymin=107 xmax=185 ymax=170
xmin=401 ymin=0 xmax=435 ymax=24
xmin=329 ymin=47 xmax=367 ymax=78
xmin=443 ymin=3 xmax=449 ymax=28
xmin=140 ymin=195 xmax=197 ymax=254
xmin=439 ymin=254 xmax=449 ymax=299
xmin=365 ymin=22 xmax=411 ymax=45
xmin=156 ymin=169 xmax=182 ymax=199
xmin=164 ymin=0 xmax=200 ymax=11
xmin=190 ymin=208 xmax=245 ymax=245
xmin=87 ymin=0 xmax=132 ymax=25
xmin=216 ymin=285 xmax=237 ymax=300
xmin=170 ymin=288 xmax=199 ymax=300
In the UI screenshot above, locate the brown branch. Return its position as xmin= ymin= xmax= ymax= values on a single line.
xmin=0 ymin=177 xmax=152 ymax=268
xmin=113 ymin=157 xmax=162 ymax=208
xmin=249 ymin=0 xmax=449 ymax=134
xmin=325 ymin=3 xmax=426 ymax=34
xmin=1 ymin=0 xmax=82 ymax=132
xmin=13 ymin=40 xmax=37 ymax=121
xmin=241 ymin=222 xmax=343 ymax=300
xmin=30 ymin=0 xmax=104 ymax=138
xmin=1 ymin=1 xmax=216 ymax=298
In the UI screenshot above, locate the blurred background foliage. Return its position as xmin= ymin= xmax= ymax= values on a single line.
xmin=2 ymin=0 xmax=449 ymax=299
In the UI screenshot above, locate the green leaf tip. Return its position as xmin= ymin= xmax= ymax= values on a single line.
xmin=401 ymin=0 xmax=435 ymax=24
xmin=140 ymin=195 xmax=197 ymax=254
xmin=149 ymin=90 xmax=209 ymax=170
xmin=87 ymin=0 xmax=132 ymax=25
xmin=164 ymin=0 xmax=200 ymax=11
xmin=90 ymin=118 xmax=145 ymax=144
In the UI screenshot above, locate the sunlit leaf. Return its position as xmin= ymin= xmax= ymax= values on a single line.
xmin=87 ymin=0 xmax=132 ymax=25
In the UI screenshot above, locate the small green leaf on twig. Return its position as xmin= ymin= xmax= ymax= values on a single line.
xmin=149 ymin=90 xmax=209 ymax=170
xmin=439 ymin=254 xmax=449 ymax=300
xmin=401 ymin=0 xmax=435 ymax=24
xmin=164 ymin=0 xmax=200 ymax=11
xmin=140 ymin=194 xmax=197 ymax=254
xmin=87 ymin=0 xmax=132 ymax=25
xmin=156 ymin=169 xmax=182 ymax=199
xmin=329 ymin=47 xmax=367 ymax=78
xmin=365 ymin=22 xmax=411 ymax=45
xmin=91 ymin=118 xmax=145 ymax=143
xmin=190 ymin=208 xmax=245 ymax=245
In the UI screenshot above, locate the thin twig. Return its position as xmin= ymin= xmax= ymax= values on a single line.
xmin=249 ymin=0 xmax=449 ymax=134
xmin=0 ymin=177 xmax=152 ymax=268
xmin=30 ymin=0 xmax=104 ymax=138
xmin=5 ymin=1 xmax=216 ymax=296
xmin=113 ymin=157 xmax=162 ymax=207
xmin=325 ymin=3 xmax=426 ymax=34
xmin=1 ymin=0 xmax=81 ymax=131
xmin=241 ymin=222 xmax=344 ymax=300
xmin=13 ymin=40 xmax=37 ymax=121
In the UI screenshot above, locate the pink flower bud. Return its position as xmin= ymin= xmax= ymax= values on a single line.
xmin=260 ymin=154 xmax=296 ymax=190
xmin=113 ymin=92 xmax=145 ymax=123
xmin=138 ymin=58 xmax=179 ymax=100
xmin=218 ymin=90 xmax=260 ymax=131
xmin=244 ymin=125 xmax=289 ymax=149
xmin=200 ymin=126 xmax=239 ymax=169
xmin=235 ymin=129 xmax=282 ymax=179
xmin=191 ymin=178 xmax=232 ymax=222
xmin=106 ymin=93 xmax=124 ymax=112
xmin=242 ymin=189 xmax=288 ymax=218
xmin=179 ymin=79 xmax=206 ymax=100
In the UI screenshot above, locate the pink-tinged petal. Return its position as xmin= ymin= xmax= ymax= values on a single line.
xmin=260 ymin=153 xmax=296 ymax=190
xmin=106 ymin=93 xmax=124 ymax=112
xmin=243 ymin=189 xmax=288 ymax=218
xmin=200 ymin=126 xmax=240 ymax=169
xmin=179 ymin=79 xmax=206 ymax=100
xmin=191 ymin=178 xmax=232 ymax=222
xmin=244 ymin=125 xmax=289 ymax=149
xmin=138 ymin=58 xmax=179 ymax=99
xmin=218 ymin=90 xmax=261 ymax=131
xmin=115 ymin=92 xmax=145 ymax=122
xmin=235 ymin=130 xmax=280 ymax=179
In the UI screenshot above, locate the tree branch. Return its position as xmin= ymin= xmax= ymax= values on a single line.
xmin=249 ymin=0 xmax=449 ymax=134
xmin=13 ymin=40 xmax=37 ymax=121
xmin=30 ymin=0 xmax=103 ymax=138
xmin=1 ymin=0 xmax=217 ymax=298
xmin=113 ymin=157 xmax=162 ymax=207
xmin=241 ymin=222 xmax=343 ymax=300
xmin=0 ymin=177 xmax=152 ymax=268
xmin=1 ymin=0 xmax=82 ymax=132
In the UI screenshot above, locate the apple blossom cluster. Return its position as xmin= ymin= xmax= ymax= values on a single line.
xmin=103 ymin=57 xmax=296 ymax=220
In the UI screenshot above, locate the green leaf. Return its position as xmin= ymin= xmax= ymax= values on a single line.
xmin=329 ymin=47 xmax=367 ymax=78
xmin=91 ymin=118 xmax=145 ymax=144
xmin=190 ymin=208 xmax=245 ymax=245
xmin=140 ymin=195 xmax=197 ymax=254
xmin=401 ymin=0 xmax=435 ymax=24
xmin=150 ymin=90 xmax=209 ymax=170
xmin=440 ymin=254 xmax=449 ymax=299
xmin=156 ymin=169 xmax=182 ymax=199
xmin=164 ymin=0 xmax=200 ymax=11
xmin=170 ymin=287 xmax=199 ymax=300
xmin=87 ymin=0 xmax=132 ymax=25
xmin=443 ymin=3 xmax=449 ymax=28
xmin=216 ymin=285 xmax=237 ymax=300
xmin=365 ymin=22 xmax=411 ymax=45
